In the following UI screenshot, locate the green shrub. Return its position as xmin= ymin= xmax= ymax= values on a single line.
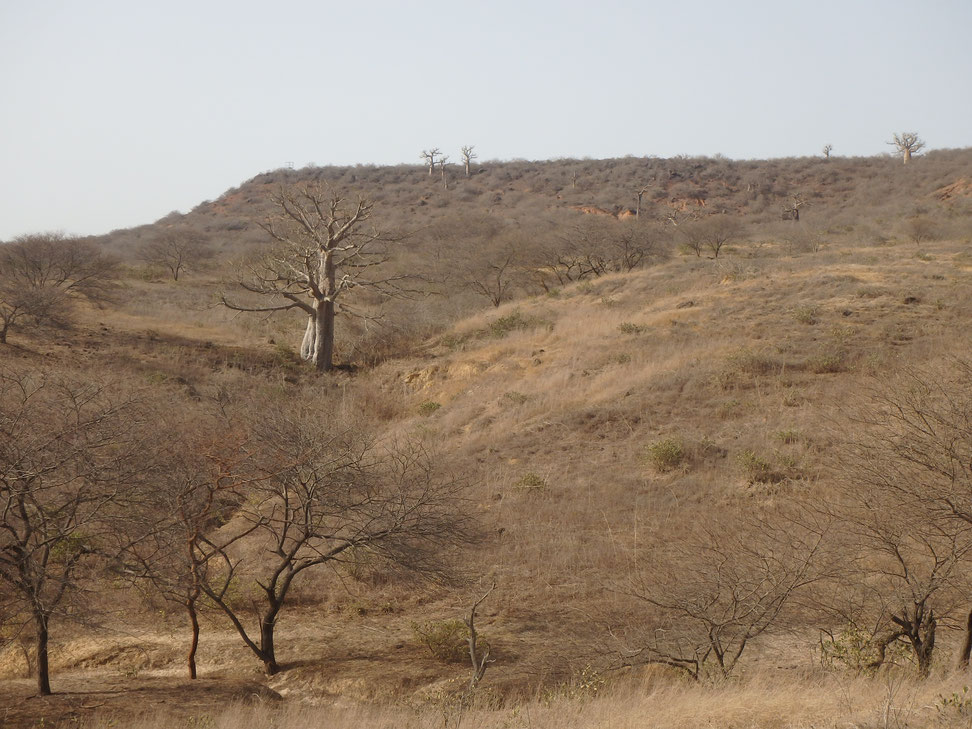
xmin=808 ymin=351 xmax=845 ymax=374
xmin=738 ymin=449 xmax=782 ymax=484
xmin=418 ymin=401 xmax=441 ymax=416
xmin=775 ymin=429 xmax=801 ymax=444
xmin=503 ymin=391 xmax=529 ymax=406
xmin=792 ymin=306 xmax=818 ymax=325
xmin=617 ymin=322 xmax=646 ymax=335
xmin=644 ymin=438 xmax=685 ymax=472
xmin=514 ymin=472 xmax=547 ymax=491
xmin=413 ymin=619 xmax=476 ymax=663
xmin=488 ymin=310 xmax=530 ymax=338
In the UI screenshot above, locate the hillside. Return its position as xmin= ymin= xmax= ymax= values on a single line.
xmin=1 ymin=152 xmax=972 ymax=728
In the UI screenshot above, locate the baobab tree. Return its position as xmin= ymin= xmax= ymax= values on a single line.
xmin=221 ymin=183 xmax=401 ymax=371
xmin=635 ymin=182 xmax=655 ymax=218
xmin=438 ymin=156 xmax=451 ymax=189
xmin=461 ymin=145 xmax=477 ymax=176
xmin=421 ymin=148 xmax=441 ymax=176
xmin=888 ymin=132 xmax=925 ymax=164
xmin=822 ymin=144 xmax=833 ymax=160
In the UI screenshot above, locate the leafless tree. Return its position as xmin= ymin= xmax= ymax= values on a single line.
xmin=193 ymin=405 xmax=474 ymax=675
xmin=822 ymin=144 xmax=833 ymax=160
xmin=468 ymin=246 xmax=517 ymax=307
xmin=834 ymin=360 xmax=972 ymax=672
xmin=0 ymin=370 xmax=143 ymax=694
xmin=122 ymin=414 xmax=252 ymax=679
xmin=461 ymin=146 xmax=477 ymax=177
xmin=888 ymin=132 xmax=925 ymax=164
xmin=636 ymin=182 xmax=654 ymax=219
xmin=525 ymin=218 xmax=663 ymax=293
xmin=0 ymin=233 xmax=118 ymax=344
xmin=781 ymin=195 xmax=809 ymax=222
xmin=464 ymin=581 xmax=495 ymax=691
xmin=140 ymin=229 xmax=212 ymax=281
xmin=904 ymin=215 xmax=939 ymax=245
xmin=613 ymin=505 xmax=830 ymax=680
xmin=421 ymin=148 xmax=441 ymax=176
xmin=678 ymin=216 xmax=744 ymax=258
xmin=438 ymin=156 xmax=451 ymax=190
xmin=221 ymin=183 xmax=405 ymax=371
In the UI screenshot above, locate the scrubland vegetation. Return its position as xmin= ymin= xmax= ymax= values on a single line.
xmin=2 ymin=149 xmax=972 ymax=727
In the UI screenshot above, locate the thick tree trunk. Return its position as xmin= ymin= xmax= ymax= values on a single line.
xmin=187 ymin=601 xmax=199 ymax=679
xmin=313 ymin=300 xmax=335 ymax=372
xmin=959 ymin=610 xmax=972 ymax=669
xmin=35 ymin=613 xmax=51 ymax=696
xmin=300 ymin=316 xmax=316 ymax=361
xmin=903 ymin=148 xmax=912 ymax=165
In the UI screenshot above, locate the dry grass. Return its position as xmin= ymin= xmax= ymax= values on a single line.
xmin=3 ymin=206 xmax=972 ymax=727
xmin=63 ymin=673 xmax=972 ymax=729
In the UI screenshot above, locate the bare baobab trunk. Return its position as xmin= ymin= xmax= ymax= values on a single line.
xmin=902 ymin=148 xmax=912 ymax=164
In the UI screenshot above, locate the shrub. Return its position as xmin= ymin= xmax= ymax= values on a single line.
xmin=792 ymin=306 xmax=818 ymax=325
xmin=503 ymin=391 xmax=529 ymax=406
xmin=644 ymin=438 xmax=685 ymax=472
xmin=617 ymin=322 xmax=646 ymax=335
xmin=514 ymin=472 xmax=547 ymax=491
xmin=488 ymin=310 xmax=533 ymax=338
xmin=738 ymin=449 xmax=783 ymax=484
xmin=413 ymin=619 xmax=477 ymax=663
xmin=776 ymin=429 xmax=802 ymax=444
xmin=418 ymin=401 xmax=441 ymax=416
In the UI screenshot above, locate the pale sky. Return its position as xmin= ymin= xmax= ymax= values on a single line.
xmin=1 ymin=0 xmax=970 ymax=240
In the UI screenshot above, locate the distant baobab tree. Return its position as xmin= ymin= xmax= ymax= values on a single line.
xmin=636 ymin=182 xmax=655 ymax=219
xmin=822 ymin=144 xmax=833 ymax=160
xmin=888 ymin=132 xmax=925 ymax=165
xmin=438 ymin=156 xmax=451 ymax=189
xmin=781 ymin=195 xmax=808 ymax=222
xmin=461 ymin=146 xmax=477 ymax=176
xmin=421 ymin=148 xmax=441 ymax=176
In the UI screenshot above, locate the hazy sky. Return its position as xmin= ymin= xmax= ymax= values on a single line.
xmin=1 ymin=0 xmax=970 ymax=240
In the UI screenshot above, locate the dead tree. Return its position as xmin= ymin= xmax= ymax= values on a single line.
xmin=221 ymin=183 xmax=404 ymax=371
xmin=421 ymin=148 xmax=441 ymax=176
xmin=888 ymin=132 xmax=925 ymax=164
xmin=822 ymin=144 xmax=833 ymax=160
xmin=460 ymin=146 xmax=477 ymax=177
xmin=465 ymin=581 xmax=496 ymax=690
